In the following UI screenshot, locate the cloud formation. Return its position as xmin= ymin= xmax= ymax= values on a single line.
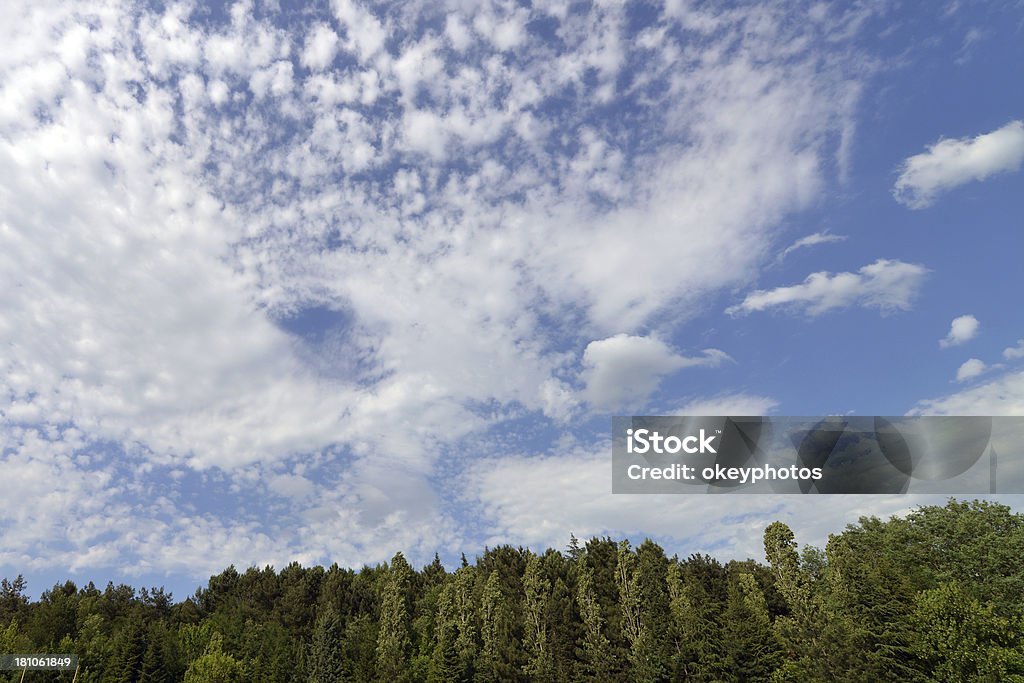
xmin=727 ymin=259 xmax=929 ymax=317
xmin=956 ymin=358 xmax=987 ymax=383
xmin=778 ymin=231 xmax=847 ymax=261
xmin=1005 ymin=340 xmax=1024 ymax=360
xmin=674 ymin=393 xmax=780 ymax=416
xmin=0 ymin=0 xmax=920 ymax=582
xmin=463 ymin=441 xmax=953 ymax=561
xmin=581 ymin=335 xmax=730 ymax=412
xmin=894 ymin=120 xmax=1024 ymax=209
xmin=940 ymin=314 xmax=980 ymax=348
xmin=911 ymin=370 xmax=1024 ymax=416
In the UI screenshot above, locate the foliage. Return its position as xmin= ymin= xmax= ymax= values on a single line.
xmin=1 ymin=500 xmax=1022 ymax=682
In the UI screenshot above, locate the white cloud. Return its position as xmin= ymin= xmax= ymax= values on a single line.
xmin=955 ymin=358 xmax=987 ymax=382
xmin=940 ymin=314 xmax=980 ymax=348
xmin=250 ymin=60 xmax=294 ymax=99
xmin=1004 ymin=340 xmax=1024 ymax=360
xmin=893 ymin=120 xmax=1024 ymax=209
xmin=331 ymin=0 xmax=387 ymax=61
xmin=674 ymin=393 xmax=780 ymax=416
xmin=301 ymin=24 xmax=339 ymax=71
xmin=581 ymin=335 xmax=730 ymax=411
xmin=0 ymin=0 xmax=889 ymax=580
xmin=778 ymin=230 xmax=847 ymax=261
xmin=727 ymin=259 xmax=929 ymax=316
xmin=540 ymin=379 xmax=579 ymax=422
xmin=910 ymin=369 xmax=1024 ymax=415
xmin=267 ymin=473 xmax=316 ymax=500
xmin=463 ymin=442 xmax=970 ymax=561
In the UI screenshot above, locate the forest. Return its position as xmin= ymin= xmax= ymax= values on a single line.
xmin=2 ymin=499 xmax=1023 ymax=682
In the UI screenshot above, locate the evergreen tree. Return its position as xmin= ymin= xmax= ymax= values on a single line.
xmin=429 ymin=581 xmax=462 ymax=683
xmin=615 ymin=540 xmax=671 ymax=682
xmin=721 ymin=572 xmax=777 ymax=682
xmin=451 ymin=566 xmax=479 ymax=681
xmin=522 ymin=553 xmax=555 ymax=682
xmin=138 ymin=623 xmax=180 ymax=683
xmin=576 ymin=555 xmax=613 ymax=681
xmin=427 ymin=565 xmax=479 ymax=682
xmin=1 ymin=500 xmax=1021 ymax=683
xmin=342 ymin=614 xmax=378 ymax=683
xmin=308 ymin=605 xmax=346 ymax=683
xmin=825 ymin=526 xmax=918 ymax=680
xmin=376 ymin=553 xmax=413 ymax=683
xmin=109 ymin=614 xmax=148 ymax=683
xmin=0 ymin=576 xmax=28 ymax=626
xmin=477 ymin=570 xmax=519 ymax=683
xmin=631 ymin=541 xmax=671 ymax=683
xmin=540 ymin=549 xmax=579 ymax=682
xmin=666 ymin=561 xmax=723 ymax=681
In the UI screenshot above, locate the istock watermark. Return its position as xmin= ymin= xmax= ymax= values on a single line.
xmin=612 ymin=416 xmax=1024 ymax=494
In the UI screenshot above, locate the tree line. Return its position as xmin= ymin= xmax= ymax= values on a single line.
xmin=2 ymin=499 xmax=1023 ymax=682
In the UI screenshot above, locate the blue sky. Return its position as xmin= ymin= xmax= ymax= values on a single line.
xmin=1 ymin=0 xmax=1023 ymax=600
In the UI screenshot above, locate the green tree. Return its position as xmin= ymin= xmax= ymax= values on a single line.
xmin=616 ymin=540 xmax=670 ymax=682
xmin=108 ymin=614 xmax=148 ymax=683
xmin=522 ymin=553 xmax=555 ymax=682
xmin=184 ymin=652 xmax=249 ymax=683
xmin=184 ymin=634 xmax=248 ymax=683
xmin=909 ymin=582 xmax=1024 ymax=682
xmin=376 ymin=553 xmax=413 ymax=683
xmin=308 ymin=605 xmax=346 ymax=683
xmin=477 ymin=570 xmax=519 ymax=682
xmin=764 ymin=522 xmax=867 ymax=682
xmin=576 ymin=555 xmax=613 ymax=681
xmin=0 ymin=576 xmax=28 ymax=626
xmin=666 ymin=560 xmax=723 ymax=681
xmin=722 ymin=572 xmax=777 ymax=682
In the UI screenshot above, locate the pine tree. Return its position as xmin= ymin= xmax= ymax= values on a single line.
xmin=138 ymin=623 xmax=180 ymax=683
xmin=477 ymin=570 xmax=518 ymax=682
xmin=576 ymin=555 xmax=613 ymax=681
xmin=522 ymin=553 xmax=555 ymax=682
xmin=667 ymin=561 xmax=723 ymax=681
xmin=376 ymin=553 xmax=413 ymax=683
xmin=309 ymin=605 xmax=347 ymax=683
xmin=567 ymin=534 xmax=583 ymax=562
xmin=110 ymin=615 xmax=148 ymax=683
xmin=630 ymin=541 xmax=671 ymax=683
xmin=721 ymin=572 xmax=777 ymax=682
xmin=617 ymin=540 xmax=672 ymax=682
xmin=0 ymin=576 xmax=28 ymax=626
xmin=428 ymin=581 xmax=461 ymax=683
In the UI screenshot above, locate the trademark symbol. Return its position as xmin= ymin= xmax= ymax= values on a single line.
xmin=716 ymin=430 xmax=722 ymax=434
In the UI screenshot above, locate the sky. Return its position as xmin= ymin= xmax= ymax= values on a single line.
xmin=1 ymin=0 xmax=1023 ymax=600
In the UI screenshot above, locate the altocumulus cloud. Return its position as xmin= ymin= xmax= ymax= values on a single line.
xmin=1 ymin=0 xmax=902 ymax=581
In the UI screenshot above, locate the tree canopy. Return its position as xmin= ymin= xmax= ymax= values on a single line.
xmin=2 ymin=499 xmax=1022 ymax=682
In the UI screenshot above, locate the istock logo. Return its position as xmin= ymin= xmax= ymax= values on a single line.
xmin=626 ymin=428 xmax=718 ymax=454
